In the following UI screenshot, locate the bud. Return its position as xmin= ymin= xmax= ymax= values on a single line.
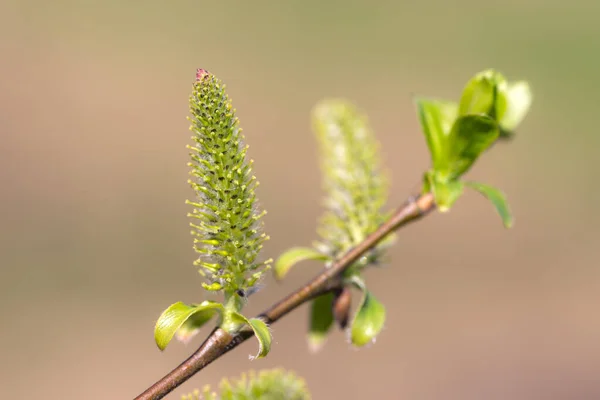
xmin=332 ymin=286 xmax=352 ymax=329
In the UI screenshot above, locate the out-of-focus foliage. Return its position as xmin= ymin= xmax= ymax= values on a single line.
xmin=181 ymin=369 xmax=311 ymax=400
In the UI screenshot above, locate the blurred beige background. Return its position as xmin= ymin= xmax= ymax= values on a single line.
xmin=1 ymin=1 xmax=599 ymax=399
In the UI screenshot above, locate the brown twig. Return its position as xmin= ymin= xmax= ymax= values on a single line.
xmin=134 ymin=192 xmax=436 ymax=400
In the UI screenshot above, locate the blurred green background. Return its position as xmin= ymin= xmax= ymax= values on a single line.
xmin=2 ymin=1 xmax=599 ymax=399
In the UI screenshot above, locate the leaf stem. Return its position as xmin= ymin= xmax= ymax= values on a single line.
xmin=134 ymin=192 xmax=435 ymax=400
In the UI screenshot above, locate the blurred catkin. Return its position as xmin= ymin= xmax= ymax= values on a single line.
xmin=312 ymin=99 xmax=391 ymax=268
xmin=181 ymin=369 xmax=311 ymax=400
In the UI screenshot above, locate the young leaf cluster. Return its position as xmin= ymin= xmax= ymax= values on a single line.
xmin=153 ymin=69 xmax=272 ymax=359
xmin=416 ymin=69 xmax=532 ymax=225
xmin=275 ymin=99 xmax=393 ymax=350
xmin=182 ymin=369 xmax=311 ymax=400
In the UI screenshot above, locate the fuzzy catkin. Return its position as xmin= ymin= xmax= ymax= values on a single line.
xmin=186 ymin=69 xmax=270 ymax=294
xmin=312 ymin=99 xmax=390 ymax=265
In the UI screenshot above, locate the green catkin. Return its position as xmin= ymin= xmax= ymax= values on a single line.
xmin=187 ymin=69 xmax=271 ymax=295
xmin=312 ymin=99 xmax=392 ymax=268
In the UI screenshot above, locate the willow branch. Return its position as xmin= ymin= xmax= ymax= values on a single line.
xmin=135 ymin=192 xmax=436 ymax=400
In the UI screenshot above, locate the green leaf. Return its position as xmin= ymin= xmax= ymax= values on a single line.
xmin=426 ymin=173 xmax=464 ymax=212
xmin=447 ymin=114 xmax=499 ymax=179
xmin=459 ymin=69 xmax=507 ymax=119
xmin=307 ymin=292 xmax=335 ymax=352
xmin=230 ymin=312 xmax=272 ymax=359
xmin=274 ymin=247 xmax=330 ymax=280
xmin=175 ymin=305 xmax=218 ymax=344
xmin=349 ymin=284 xmax=386 ymax=347
xmin=154 ymin=301 xmax=224 ymax=351
xmin=415 ymin=98 xmax=458 ymax=171
xmin=500 ymin=81 xmax=532 ymax=133
xmin=466 ymin=182 xmax=514 ymax=228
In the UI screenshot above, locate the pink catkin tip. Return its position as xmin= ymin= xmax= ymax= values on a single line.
xmin=196 ymin=68 xmax=210 ymax=81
